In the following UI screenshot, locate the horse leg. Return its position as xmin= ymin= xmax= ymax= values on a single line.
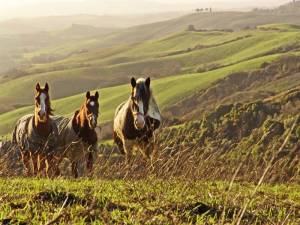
xmin=46 ymin=156 xmax=61 ymax=178
xmin=21 ymin=150 xmax=31 ymax=176
xmin=86 ymin=152 xmax=94 ymax=176
xmin=38 ymin=155 xmax=48 ymax=177
xmin=143 ymin=138 xmax=157 ymax=170
xmin=32 ymin=153 xmax=40 ymax=177
xmin=114 ymin=132 xmax=125 ymax=154
xmin=71 ymin=161 xmax=79 ymax=178
xmin=123 ymin=139 xmax=134 ymax=164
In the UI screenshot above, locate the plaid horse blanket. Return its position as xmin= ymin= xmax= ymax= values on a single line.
xmin=12 ymin=114 xmax=58 ymax=155
xmin=51 ymin=115 xmax=98 ymax=162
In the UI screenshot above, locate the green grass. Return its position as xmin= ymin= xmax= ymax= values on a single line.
xmin=1 ymin=27 xmax=300 ymax=115
xmin=0 ymin=53 xmax=280 ymax=136
xmin=1 ymin=24 xmax=300 ymax=137
xmin=0 ymin=178 xmax=298 ymax=224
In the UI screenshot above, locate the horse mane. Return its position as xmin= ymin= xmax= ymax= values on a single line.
xmin=72 ymin=108 xmax=97 ymax=145
xmin=48 ymin=104 xmax=54 ymax=116
xmin=74 ymin=103 xmax=87 ymax=128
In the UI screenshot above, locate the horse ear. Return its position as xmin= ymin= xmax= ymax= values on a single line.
xmin=145 ymin=77 xmax=151 ymax=88
xmin=36 ymin=83 xmax=41 ymax=92
xmin=131 ymin=77 xmax=136 ymax=88
xmin=44 ymin=83 xmax=49 ymax=92
xmin=95 ymin=91 xmax=99 ymax=100
xmin=86 ymin=91 xmax=90 ymax=99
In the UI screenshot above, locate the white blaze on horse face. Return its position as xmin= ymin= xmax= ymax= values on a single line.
xmin=137 ymin=100 xmax=144 ymax=115
xmin=39 ymin=93 xmax=47 ymax=118
xmin=89 ymin=102 xmax=97 ymax=128
xmin=135 ymin=100 xmax=145 ymax=129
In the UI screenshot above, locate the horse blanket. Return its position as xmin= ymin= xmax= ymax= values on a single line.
xmin=52 ymin=115 xmax=98 ymax=162
xmin=12 ymin=114 xmax=58 ymax=155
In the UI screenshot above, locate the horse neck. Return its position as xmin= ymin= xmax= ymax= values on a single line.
xmin=74 ymin=106 xmax=90 ymax=132
xmin=72 ymin=107 xmax=97 ymax=144
xmin=34 ymin=111 xmax=52 ymax=138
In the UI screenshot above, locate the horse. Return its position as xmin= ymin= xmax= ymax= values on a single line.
xmin=52 ymin=91 xmax=100 ymax=178
xmin=113 ymin=77 xmax=162 ymax=163
xmin=12 ymin=83 xmax=58 ymax=176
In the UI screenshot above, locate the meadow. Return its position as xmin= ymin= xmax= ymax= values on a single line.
xmin=0 ymin=178 xmax=299 ymax=224
xmin=0 ymin=53 xmax=282 ymax=137
xmin=1 ymin=23 xmax=300 ymax=136
xmin=1 ymin=5 xmax=300 ymax=223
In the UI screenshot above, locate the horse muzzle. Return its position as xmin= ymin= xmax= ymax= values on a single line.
xmin=38 ymin=110 xmax=47 ymax=122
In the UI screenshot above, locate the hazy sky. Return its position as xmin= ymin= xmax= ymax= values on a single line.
xmin=0 ymin=0 xmax=291 ymax=20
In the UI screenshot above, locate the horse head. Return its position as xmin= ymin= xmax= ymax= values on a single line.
xmin=130 ymin=77 xmax=151 ymax=130
xmin=35 ymin=83 xmax=53 ymax=123
xmin=83 ymin=91 xmax=99 ymax=129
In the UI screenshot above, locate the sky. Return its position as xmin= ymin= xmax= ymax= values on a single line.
xmin=0 ymin=0 xmax=292 ymax=20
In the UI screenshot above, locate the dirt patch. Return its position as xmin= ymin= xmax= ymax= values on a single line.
xmin=164 ymin=55 xmax=300 ymax=122
xmin=0 ymin=218 xmax=27 ymax=225
xmin=33 ymin=191 xmax=89 ymax=206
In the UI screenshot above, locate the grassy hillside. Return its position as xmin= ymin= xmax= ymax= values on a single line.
xmin=2 ymin=3 xmax=300 ymax=76
xmin=0 ymin=178 xmax=298 ymax=224
xmin=165 ymin=55 xmax=300 ymax=121
xmin=0 ymin=13 xmax=185 ymax=35
xmin=1 ymin=25 xmax=300 ymax=114
xmin=0 ymin=53 xmax=283 ymax=137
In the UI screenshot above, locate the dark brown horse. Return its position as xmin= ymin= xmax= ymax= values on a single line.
xmin=12 ymin=83 xmax=58 ymax=176
xmin=113 ymin=77 xmax=161 ymax=163
xmin=53 ymin=91 xmax=100 ymax=178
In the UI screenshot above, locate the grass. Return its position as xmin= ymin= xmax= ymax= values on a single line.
xmin=0 ymin=178 xmax=298 ymax=224
xmin=0 ymin=53 xmax=281 ymax=136
xmin=1 ymin=27 xmax=300 ymax=113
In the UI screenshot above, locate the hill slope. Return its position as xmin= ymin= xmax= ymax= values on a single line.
xmin=0 ymin=53 xmax=288 ymax=137
xmin=1 ymin=25 xmax=300 ymax=113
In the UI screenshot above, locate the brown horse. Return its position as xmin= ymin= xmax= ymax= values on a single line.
xmin=52 ymin=91 xmax=99 ymax=178
xmin=12 ymin=83 xmax=58 ymax=176
xmin=113 ymin=77 xmax=161 ymax=163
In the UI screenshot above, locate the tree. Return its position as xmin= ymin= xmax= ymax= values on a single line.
xmin=187 ymin=24 xmax=196 ymax=31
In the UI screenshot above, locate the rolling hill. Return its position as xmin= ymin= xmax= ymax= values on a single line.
xmin=0 ymin=52 xmax=292 ymax=137
xmin=0 ymin=12 xmax=185 ymax=35
xmin=1 ymin=4 xmax=300 ymax=223
xmin=1 ymin=2 xmax=300 ymax=138
xmin=1 ymin=24 xmax=300 ymax=114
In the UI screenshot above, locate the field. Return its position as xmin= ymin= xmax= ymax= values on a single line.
xmin=1 ymin=3 xmax=300 ymax=224
xmin=1 ymin=23 xmax=300 ymax=136
xmin=1 ymin=24 xmax=300 ymax=113
xmin=0 ymin=53 xmax=282 ymax=137
xmin=0 ymin=178 xmax=299 ymax=224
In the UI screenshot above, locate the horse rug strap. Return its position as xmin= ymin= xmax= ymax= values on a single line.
xmin=13 ymin=114 xmax=58 ymax=154
xmin=147 ymin=95 xmax=162 ymax=123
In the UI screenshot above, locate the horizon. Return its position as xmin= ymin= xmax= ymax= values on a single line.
xmin=0 ymin=0 xmax=292 ymax=21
